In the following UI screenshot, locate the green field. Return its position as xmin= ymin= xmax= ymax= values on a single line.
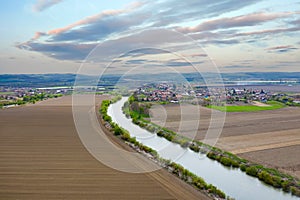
xmin=0 ymin=92 xmax=14 ymax=95
xmin=208 ymin=101 xmax=285 ymax=112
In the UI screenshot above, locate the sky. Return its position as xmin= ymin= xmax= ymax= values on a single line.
xmin=0 ymin=0 xmax=299 ymax=74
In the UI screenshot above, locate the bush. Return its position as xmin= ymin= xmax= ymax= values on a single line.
xmin=121 ymin=131 xmax=131 ymax=141
xmin=240 ymin=164 xmax=247 ymax=172
xmin=220 ymin=157 xmax=232 ymax=167
xmin=146 ymin=125 xmax=155 ymax=133
xmin=207 ymin=152 xmax=217 ymax=160
xmin=290 ymin=186 xmax=300 ymax=197
xmin=192 ymin=176 xmax=206 ymax=190
xmin=157 ymin=130 xmax=164 ymax=137
xmin=165 ymin=134 xmax=174 ymax=141
xmin=281 ymin=180 xmax=291 ymax=192
xmin=128 ymin=137 xmax=138 ymax=145
xmin=103 ymin=115 xmax=112 ymax=122
xmin=113 ymin=125 xmax=123 ymax=136
xmin=189 ymin=144 xmax=200 ymax=153
xmin=272 ymin=176 xmax=282 ymax=188
xmin=258 ymin=170 xmax=273 ymax=185
xmin=180 ymin=141 xmax=190 ymax=148
xmin=231 ymin=160 xmax=240 ymax=168
xmin=246 ymin=166 xmax=259 ymax=177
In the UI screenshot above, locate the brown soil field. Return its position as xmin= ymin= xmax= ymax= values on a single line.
xmin=150 ymin=103 xmax=300 ymax=178
xmin=0 ymin=96 xmax=210 ymax=200
xmin=239 ymin=145 xmax=300 ymax=179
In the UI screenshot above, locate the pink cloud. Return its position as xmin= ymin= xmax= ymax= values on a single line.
xmin=178 ymin=12 xmax=298 ymax=33
xmin=234 ymin=27 xmax=300 ymax=37
xmin=32 ymin=1 xmax=145 ymax=40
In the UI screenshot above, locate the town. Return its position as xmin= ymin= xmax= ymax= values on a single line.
xmin=134 ymin=83 xmax=300 ymax=106
xmin=0 ymin=86 xmax=72 ymax=108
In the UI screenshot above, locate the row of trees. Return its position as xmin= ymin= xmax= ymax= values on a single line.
xmin=207 ymin=151 xmax=300 ymax=196
xmin=166 ymin=161 xmax=227 ymax=199
xmin=272 ymin=95 xmax=300 ymax=106
xmin=100 ymin=98 xmax=157 ymax=158
xmin=100 ymin=97 xmax=229 ymax=200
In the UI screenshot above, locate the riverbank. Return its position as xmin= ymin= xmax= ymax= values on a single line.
xmin=123 ymin=95 xmax=300 ymax=197
xmin=150 ymin=102 xmax=300 ymax=179
xmin=100 ymin=96 xmax=228 ymax=200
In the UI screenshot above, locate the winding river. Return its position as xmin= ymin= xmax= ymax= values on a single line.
xmin=108 ymin=97 xmax=298 ymax=200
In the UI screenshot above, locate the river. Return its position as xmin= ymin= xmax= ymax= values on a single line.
xmin=107 ymin=97 xmax=298 ymax=200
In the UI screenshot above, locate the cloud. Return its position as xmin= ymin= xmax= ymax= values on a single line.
xmin=165 ymin=61 xmax=192 ymax=67
xmin=21 ymin=42 xmax=97 ymax=60
xmin=49 ymin=13 xmax=150 ymax=42
xmin=148 ymin=0 xmax=262 ymax=27
xmin=125 ymin=59 xmax=147 ymax=64
xmin=48 ymin=2 xmax=145 ymax=35
xmin=266 ymin=45 xmax=298 ymax=53
xmin=26 ymin=0 xmax=262 ymax=43
xmin=290 ymin=18 xmax=300 ymax=25
xmin=31 ymin=1 xmax=147 ymax=42
xmin=165 ymin=61 xmax=204 ymax=67
xmin=121 ymin=48 xmax=168 ymax=58
xmin=19 ymin=0 xmax=299 ymax=66
xmin=178 ymin=12 xmax=297 ymax=33
xmin=32 ymin=0 xmax=63 ymax=12
xmin=234 ymin=27 xmax=300 ymax=37
xmin=188 ymin=53 xmax=208 ymax=57
xmin=205 ymin=39 xmax=240 ymax=45
xmin=223 ymin=65 xmax=252 ymax=69
xmin=17 ymin=29 xmax=180 ymax=60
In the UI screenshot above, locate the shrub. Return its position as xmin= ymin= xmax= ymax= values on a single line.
xmin=272 ymin=176 xmax=282 ymax=188
xmin=189 ymin=144 xmax=200 ymax=153
xmin=240 ymin=164 xmax=247 ymax=172
xmin=290 ymin=186 xmax=300 ymax=197
xmin=180 ymin=141 xmax=190 ymax=148
xmin=258 ymin=170 xmax=273 ymax=186
xmin=246 ymin=166 xmax=259 ymax=177
xmin=146 ymin=125 xmax=155 ymax=133
xmin=113 ymin=125 xmax=123 ymax=136
xmin=128 ymin=137 xmax=137 ymax=145
xmin=192 ymin=176 xmax=206 ymax=190
xmin=207 ymin=151 xmax=217 ymax=160
xmin=220 ymin=157 xmax=232 ymax=167
xmin=121 ymin=131 xmax=131 ymax=141
xmin=281 ymin=180 xmax=291 ymax=192
xmin=165 ymin=134 xmax=174 ymax=141
xmin=231 ymin=160 xmax=240 ymax=168
xmin=103 ymin=115 xmax=112 ymax=122
xmin=157 ymin=130 xmax=164 ymax=137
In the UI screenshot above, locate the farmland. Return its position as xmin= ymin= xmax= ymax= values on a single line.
xmin=0 ymin=96 xmax=209 ymax=200
xmin=149 ymin=103 xmax=300 ymax=179
xmin=208 ymin=101 xmax=285 ymax=112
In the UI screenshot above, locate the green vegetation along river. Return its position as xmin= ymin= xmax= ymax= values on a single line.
xmin=108 ymin=97 xmax=299 ymax=200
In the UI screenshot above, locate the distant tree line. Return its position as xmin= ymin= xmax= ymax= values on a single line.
xmin=0 ymin=93 xmax=62 ymax=108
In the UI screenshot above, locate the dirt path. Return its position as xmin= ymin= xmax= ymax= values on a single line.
xmin=251 ymin=101 xmax=270 ymax=107
xmin=0 ymin=96 xmax=210 ymax=200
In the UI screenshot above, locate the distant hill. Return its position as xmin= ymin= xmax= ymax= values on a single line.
xmin=0 ymin=72 xmax=299 ymax=87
